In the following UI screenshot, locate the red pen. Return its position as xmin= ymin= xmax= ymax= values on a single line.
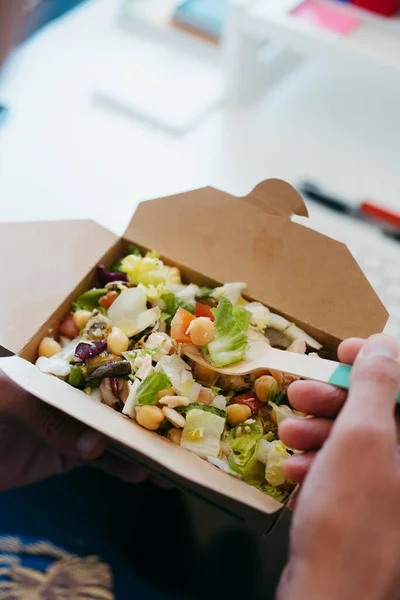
xmin=360 ymin=201 xmax=400 ymax=231
xmin=300 ymin=181 xmax=400 ymax=237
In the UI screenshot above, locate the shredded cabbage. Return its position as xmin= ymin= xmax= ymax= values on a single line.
xmin=244 ymin=302 xmax=270 ymax=331
xmin=264 ymin=440 xmax=290 ymax=486
xmin=157 ymin=355 xmax=201 ymax=401
xmin=212 ymin=282 xmax=247 ymax=305
xmin=121 ymin=254 xmax=181 ymax=288
xmin=204 ymin=296 xmax=251 ymax=367
xmin=136 ymin=370 xmax=172 ymax=406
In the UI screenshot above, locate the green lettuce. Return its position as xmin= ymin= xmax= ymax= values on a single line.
xmin=264 ymin=440 xmax=291 ymax=486
xmin=260 ymin=484 xmax=290 ymax=503
xmin=74 ymin=288 xmax=107 ymax=311
xmin=241 ymin=450 xmax=265 ymax=487
xmin=179 ymin=403 xmax=226 ymax=419
xmin=226 ymin=425 xmax=262 ymax=473
xmin=162 ymin=293 xmax=194 ymax=318
xmin=68 ymin=365 xmax=85 ymax=388
xmin=136 ymin=370 xmax=172 ymax=405
xmin=203 ymin=296 xmax=251 ymax=367
xmin=196 ymin=286 xmax=213 ymax=298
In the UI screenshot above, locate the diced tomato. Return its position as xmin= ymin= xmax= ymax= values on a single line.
xmin=99 ymin=290 xmax=118 ymax=309
xmin=59 ymin=312 xmax=80 ymax=339
xmin=170 ymin=307 xmax=195 ymax=343
xmin=235 ymin=392 xmax=262 ymax=413
xmin=195 ymin=301 xmax=215 ymax=321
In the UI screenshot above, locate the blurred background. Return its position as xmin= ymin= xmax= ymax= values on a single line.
xmin=1 ymin=0 xmax=400 ymax=598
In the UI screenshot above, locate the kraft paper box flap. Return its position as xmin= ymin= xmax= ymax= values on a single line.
xmin=0 ymin=220 xmax=117 ymax=355
xmin=124 ymin=179 xmax=388 ymax=341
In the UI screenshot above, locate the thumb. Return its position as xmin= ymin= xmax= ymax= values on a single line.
xmin=338 ymin=334 xmax=400 ymax=445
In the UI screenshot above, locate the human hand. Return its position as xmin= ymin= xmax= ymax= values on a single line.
xmin=277 ymin=334 xmax=400 ymax=600
xmin=279 ymin=337 xmax=369 ymax=482
xmin=0 ymin=369 xmax=148 ymax=491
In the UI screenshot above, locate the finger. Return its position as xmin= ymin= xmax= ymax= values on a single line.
xmin=288 ymin=380 xmax=346 ymax=418
xmin=338 ymin=334 xmax=400 ymax=442
xmin=0 ymin=374 xmax=108 ymax=460
xmin=85 ymin=451 xmax=148 ymax=483
xmin=19 ymin=397 xmax=107 ymax=460
xmin=279 ymin=418 xmax=333 ymax=451
xmin=337 ymin=337 xmax=365 ymax=365
xmin=283 ymin=452 xmax=316 ymax=483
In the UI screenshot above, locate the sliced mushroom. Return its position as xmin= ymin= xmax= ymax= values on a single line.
xmin=86 ymin=353 xmax=122 ymax=375
xmin=83 ymin=311 xmax=112 ymax=342
xmin=219 ymin=374 xmax=250 ymax=392
xmin=264 ymin=328 xmax=291 ymax=349
xmin=88 ymin=360 xmax=131 ymax=380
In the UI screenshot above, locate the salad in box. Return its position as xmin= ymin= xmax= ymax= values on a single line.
xmin=0 ymin=179 xmax=387 ymax=528
xmin=35 ymin=246 xmax=325 ymax=503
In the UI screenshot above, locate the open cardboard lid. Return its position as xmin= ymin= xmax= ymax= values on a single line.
xmin=0 ymin=220 xmax=117 ymax=355
xmin=125 ymin=179 xmax=388 ymax=341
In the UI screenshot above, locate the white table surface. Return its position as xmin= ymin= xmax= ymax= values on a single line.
xmin=1 ymin=0 xmax=400 ymax=238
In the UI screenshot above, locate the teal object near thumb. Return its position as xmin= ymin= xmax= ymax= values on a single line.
xmin=328 ymin=364 xmax=400 ymax=403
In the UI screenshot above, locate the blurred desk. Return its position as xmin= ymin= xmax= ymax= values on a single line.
xmin=1 ymin=0 xmax=400 ymax=233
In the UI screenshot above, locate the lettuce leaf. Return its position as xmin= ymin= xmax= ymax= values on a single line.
xmin=264 ymin=440 xmax=290 ymax=486
xmin=136 ymin=370 xmax=172 ymax=405
xmin=162 ymin=293 xmax=194 ymax=318
xmin=74 ymin=288 xmax=107 ymax=311
xmin=241 ymin=450 xmax=265 ymax=486
xmin=260 ymin=484 xmax=290 ymax=503
xmin=179 ymin=403 xmax=226 ymax=419
xmin=226 ymin=425 xmax=262 ymax=474
xmin=68 ymin=365 xmax=85 ymax=388
xmin=203 ymin=296 xmax=251 ymax=367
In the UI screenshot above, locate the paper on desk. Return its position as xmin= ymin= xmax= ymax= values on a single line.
xmin=292 ymin=1 xmax=360 ymax=35
xmin=93 ymin=36 xmax=222 ymax=135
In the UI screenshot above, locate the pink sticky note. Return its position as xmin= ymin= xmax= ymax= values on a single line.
xmin=292 ymin=1 xmax=360 ymax=35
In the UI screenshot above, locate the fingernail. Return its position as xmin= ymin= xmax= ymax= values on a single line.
xmin=76 ymin=429 xmax=103 ymax=456
xmin=359 ymin=336 xmax=399 ymax=361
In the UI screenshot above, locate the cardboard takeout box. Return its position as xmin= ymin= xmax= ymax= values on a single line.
xmin=0 ymin=179 xmax=388 ymax=532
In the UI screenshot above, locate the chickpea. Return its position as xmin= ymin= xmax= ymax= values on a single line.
xmin=188 ymin=317 xmax=214 ymax=347
xmin=168 ymin=428 xmax=182 ymax=445
xmin=226 ymin=403 xmax=251 ymax=427
xmin=157 ymin=388 xmax=175 ymax=401
xmin=73 ymin=310 xmax=92 ymax=330
xmin=38 ymin=337 xmax=61 ymax=358
xmin=268 ymin=369 xmax=284 ymax=388
xmin=107 ymin=327 xmax=129 ymax=355
xmin=136 ymin=405 xmax=164 ymax=431
xmin=254 ymin=375 xmax=278 ymax=402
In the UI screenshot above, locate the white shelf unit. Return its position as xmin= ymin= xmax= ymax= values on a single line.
xmin=224 ymin=0 xmax=400 ymax=104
